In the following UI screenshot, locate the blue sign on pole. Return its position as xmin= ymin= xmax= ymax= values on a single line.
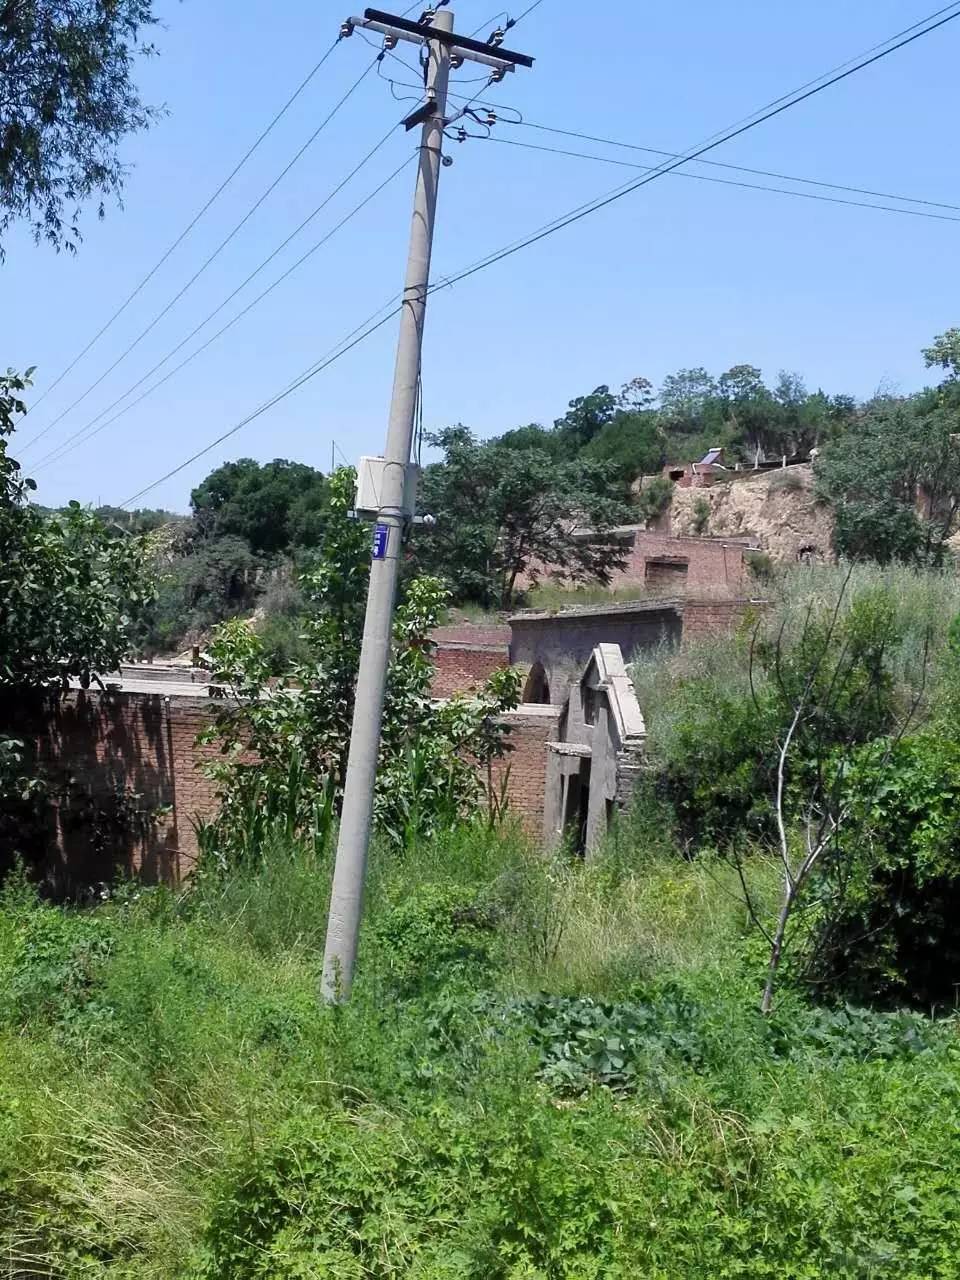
xmin=372 ymin=523 xmax=389 ymax=560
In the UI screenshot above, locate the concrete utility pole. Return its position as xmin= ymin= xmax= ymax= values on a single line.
xmin=322 ymin=7 xmax=533 ymax=1001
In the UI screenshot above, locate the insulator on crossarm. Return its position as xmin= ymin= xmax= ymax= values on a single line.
xmin=384 ymin=33 xmax=398 ymax=49
xmin=489 ymin=66 xmax=507 ymax=82
xmin=339 ymin=20 xmax=354 ymax=38
xmin=450 ymin=52 xmax=464 ymax=68
xmin=488 ymin=27 xmax=505 ymax=46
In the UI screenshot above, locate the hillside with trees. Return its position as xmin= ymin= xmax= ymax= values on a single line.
xmin=63 ymin=330 xmax=959 ymax=651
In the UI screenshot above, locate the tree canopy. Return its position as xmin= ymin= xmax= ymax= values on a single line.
xmin=0 ymin=369 xmax=152 ymax=687
xmin=191 ymin=458 xmax=328 ymax=557
xmin=413 ymin=426 xmax=630 ymax=609
xmin=818 ymin=337 xmax=960 ymax=566
xmin=0 ymin=0 xmax=162 ymax=252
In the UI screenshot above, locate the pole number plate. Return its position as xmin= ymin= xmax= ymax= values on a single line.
xmin=372 ymin=523 xmax=389 ymax=560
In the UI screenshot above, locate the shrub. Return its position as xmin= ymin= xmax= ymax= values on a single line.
xmin=635 ymin=473 xmax=673 ymax=525
xmin=369 ymin=882 xmax=500 ymax=996
xmin=767 ymin=466 xmax=805 ymax=493
xmin=804 ymin=732 xmax=960 ymax=1009
xmin=745 ymin=549 xmax=775 ymax=582
xmin=4 ymin=906 xmax=114 ymax=1030
xmin=691 ymin=495 xmax=710 ymax=533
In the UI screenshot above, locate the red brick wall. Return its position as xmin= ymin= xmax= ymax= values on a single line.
xmin=428 ymin=625 xmax=511 ymax=698
xmin=431 ymin=644 xmax=509 ymax=697
xmin=490 ymin=706 xmax=561 ymax=837
xmin=1 ymin=690 xmax=221 ymax=890
xmin=611 ymin=530 xmax=753 ymax=594
xmin=5 ymin=686 xmax=560 ymax=886
xmin=681 ymin=598 xmax=761 ymax=641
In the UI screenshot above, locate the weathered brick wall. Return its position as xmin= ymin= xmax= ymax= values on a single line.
xmin=1 ymin=690 xmax=207 ymax=890
xmin=611 ymin=530 xmax=755 ymax=593
xmin=431 ymin=644 xmax=510 ymax=698
xmin=428 ymin=624 xmax=511 ymax=698
xmin=681 ymin=598 xmax=762 ymax=642
xmin=489 ymin=706 xmax=561 ymax=836
xmin=166 ymin=698 xmax=223 ymax=868
xmin=5 ymin=687 xmax=561 ymax=886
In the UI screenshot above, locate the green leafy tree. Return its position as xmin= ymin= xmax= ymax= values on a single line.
xmin=191 ymin=458 xmax=328 ymax=557
xmin=0 ymin=0 xmax=162 ymax=252
xmin=200 ymin=469 xmax=521 ymax=858
xmin=922 ymin=327 xmax=960 ymax=380
xmin=806 ymin=730 xmax=960 ymax=1009
xmin=583 ymin=410 xmax=664 ymax=484
xmin=497 ymin=423 xmax=566 ymax=460
xmin=617 ymin=375 xmax=655 ymax=412
xmin=717 ymin=364 xmax=789 ymax=462
xmin=0 ymin=369 xmax=152 ymax=687
xmin=553 ymin=385 xmax=618 ymax=449
xmin=0 ymin=368 xmax=153 ymax=849
xmin=818 ymin=396 xmax=960 ymax=565
xmin=658 ymin=367 xmax=717 ymax=429
xmin=415 ymin=427 xmax=631 ymax=608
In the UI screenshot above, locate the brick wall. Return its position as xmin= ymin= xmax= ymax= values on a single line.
xmin=428 ymin=624 xmax=511 ymax=699
xmin=431 ymin=643 xmax=510 ymax=698
xmin=681 ymin=598 xmax=763 ymax=642
xmin=490 ymin=706 xmax=561 ymax=836
xmin=5 ymin=686 xmax=560 ymax=887
xmin=610 ymin=529 xmax=755 ymax=593
xmin=1 ymin=690 xmax=222 ymax=891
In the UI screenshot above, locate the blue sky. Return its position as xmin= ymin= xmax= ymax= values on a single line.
xmin=3 ymin=0 xmax=959 ymax=512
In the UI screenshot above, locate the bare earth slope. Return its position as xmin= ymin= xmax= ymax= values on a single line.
xmin=668 ymin=465 xmax=834 ymax=563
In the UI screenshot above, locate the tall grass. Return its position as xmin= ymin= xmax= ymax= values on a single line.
xmin=1 ymin=820 xmax=959 ymax=1275
xmin=632 ymin=561 xmax=960 ymax=752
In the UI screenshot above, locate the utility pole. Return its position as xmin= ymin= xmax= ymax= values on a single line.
xmin=322 ymin=7 xmax=533 ymax=1002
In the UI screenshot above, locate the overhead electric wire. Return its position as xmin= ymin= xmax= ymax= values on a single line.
xmin=478 ymin=133 xmax=960 ymax=224
xmin=35 ymin=119 xmax=411 ymax=472
xmin=687 ymin=1 xmax=960 ymax=155
xmin=428 ymin=3 xmax=960 ymax=292
xmin=507 ymin=120 xmax=960 ymax=217
xmin=34 ymin=150 xmax=417 ymax=473
xmin=117 ymin=2 xmax=959 ymax=508
xmin=120 ymin=305 xmax=406 ymax=509
xmin=510 ymin=0 xmax=545 ymax=26
xmin=21 ymin=53 xmax=381 ymax=457
xmin=23 ymin=37 xmax=345 ymax=422
xmin=469 ymin=11 xmax=507 ymax=38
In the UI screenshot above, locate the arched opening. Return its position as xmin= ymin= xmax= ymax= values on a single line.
xmin=522 ymin=661 xmax=551 ymax=705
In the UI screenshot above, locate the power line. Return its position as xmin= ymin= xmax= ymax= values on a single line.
xmin=511 ymin=0 xmax=545 ymax=26
xmin=509 ymin=120 xmax=960 ymax=217
xmin=34 ymin=121 xmax=411 ymax=471
xmin=469 ymin=10 xmax=507 ymax=38
xmin=687 ymin=1 xmax=960 ymax=156
xmin=23 ymin=37 xmax=345 ymax=421
xmin=34 ymin=151 xmax=417 ymax=473
xmin=116 ymin=2 xmax=959 ymax=508
xmin=120 ymin=306 xmax=405 ymax=509
xmin=479 ymin=133 xmax=960 ymax=224
xmin=20 ymin=54 xmax=381 ymax=457
xmin=430 ymin=3 xmax=960 ymax=290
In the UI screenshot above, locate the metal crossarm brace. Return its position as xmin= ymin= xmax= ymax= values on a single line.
xmin=349 ymin=6 xmax=534 ymax=71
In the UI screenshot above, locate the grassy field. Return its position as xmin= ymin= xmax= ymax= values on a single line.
xmin=1 ymin=819 xmax=959 ymax=1278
